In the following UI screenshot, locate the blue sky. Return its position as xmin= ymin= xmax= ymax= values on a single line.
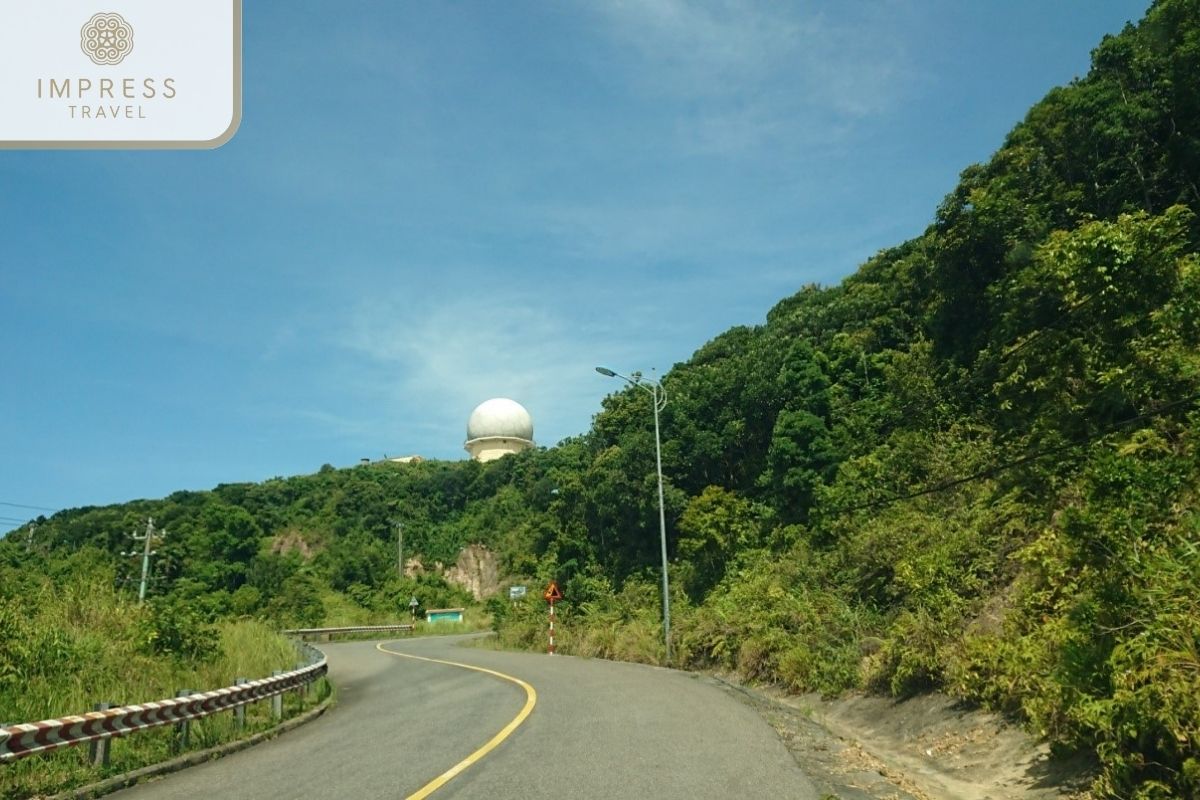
xmin=0 ymin=0 xmax=1151 ymax=520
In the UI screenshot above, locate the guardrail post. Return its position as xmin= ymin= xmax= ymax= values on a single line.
xmin=296 ymin=643 xmax=310 ymax=703
xmin=234 ymin=678 xmax=247 ymax=731
xmin=175 ymin=689 xmax=192 ymax=751
xmin=271 ymin=672 xmax=283 ymax=720
xmin=88 ymin=702 xmax=111 ymax=767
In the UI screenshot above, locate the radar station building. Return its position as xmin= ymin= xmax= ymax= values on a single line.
xmin=465 ymin=398 xmax=534 ymax=462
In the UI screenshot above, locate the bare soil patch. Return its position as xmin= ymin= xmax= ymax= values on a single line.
xmin=710 ymin=675 xmax=1096 ymax=800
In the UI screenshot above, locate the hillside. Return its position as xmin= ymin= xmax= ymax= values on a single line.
xmin=5 ymin=1 xmax=1200 ymax=796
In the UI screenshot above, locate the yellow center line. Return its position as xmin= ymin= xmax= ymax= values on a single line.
xmin=375 ymin=641 xmax=538 ymax=800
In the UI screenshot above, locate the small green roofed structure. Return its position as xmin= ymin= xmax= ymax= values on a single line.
xmin=425 ymin=608 xmax=465 ymax=624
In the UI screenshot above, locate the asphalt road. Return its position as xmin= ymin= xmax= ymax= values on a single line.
xmin=114 ymin=635 xmax=818 ymax=799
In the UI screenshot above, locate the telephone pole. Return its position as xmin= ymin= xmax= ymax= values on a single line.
xmin=123 ymin=517 xmax=164 ymax=604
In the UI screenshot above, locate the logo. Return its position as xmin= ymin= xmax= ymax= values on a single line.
xmin=2 ymin=1 xmax=241 ymax=149
xmin=80 ymin=12 xmax=133 ymax=66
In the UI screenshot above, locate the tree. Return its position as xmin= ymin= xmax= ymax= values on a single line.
xmin=759 ymin=410 xmax=840 ymax=523
xmin=676 ymin=487 xmax=770 ymax=598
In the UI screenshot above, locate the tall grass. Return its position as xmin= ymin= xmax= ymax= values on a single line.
xmin=316 ymin=589 xmax=377 ymax=627
xmin=488 ymin=591 xmax=665 ymax=664
xmin=0 ymin=571 xmax=326 ymax=800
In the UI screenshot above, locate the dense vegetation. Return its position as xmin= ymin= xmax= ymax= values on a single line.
xmin=4 ymin=1 xmax=1199 ymax=796
xmin=0 ymin=549 xmax=325 ymax=798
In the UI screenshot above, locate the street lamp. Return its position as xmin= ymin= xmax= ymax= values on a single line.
xmin=595 ymin=366 xmax=672 ymax=663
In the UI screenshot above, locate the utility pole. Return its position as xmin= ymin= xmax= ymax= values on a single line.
xmin=393 ymin=520 xmax=404 ymax=579
xmin=124 ymin=517 xmax=164 ymax=604
xmin=25 ymin=522 xmax=36 ymax=552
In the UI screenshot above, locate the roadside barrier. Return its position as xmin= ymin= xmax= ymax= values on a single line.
xmin=0 ymin=642 xmax=326 ymax=763
xmin=283 ymin=623 xmax=414 ymax=639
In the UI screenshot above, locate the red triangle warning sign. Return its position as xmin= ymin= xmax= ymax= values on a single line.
xmin=543 ymin=581 xmax=562 ymax=602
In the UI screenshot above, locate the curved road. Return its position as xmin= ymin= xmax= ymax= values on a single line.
xmin=115 ymin=635 xmax=817 ymax=799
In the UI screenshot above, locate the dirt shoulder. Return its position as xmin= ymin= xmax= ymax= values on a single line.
xmin=708 ymin=675 xmax=1096 ymax=800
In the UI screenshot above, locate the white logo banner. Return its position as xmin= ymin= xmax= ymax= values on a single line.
xmin=0 ymin=0 xmax=241 ymax=148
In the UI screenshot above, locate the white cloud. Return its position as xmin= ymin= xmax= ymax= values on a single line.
xmin=589 ymin=0 xmax=807 ymax=93
xmin=581 ymin=0 xmax=916 ymax=153
xmin=333 ymin=292 xmax=651 ymax=454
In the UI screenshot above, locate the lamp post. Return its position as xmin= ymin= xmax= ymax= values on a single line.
xmin=595 ymin=366 xmax=672 ymax=663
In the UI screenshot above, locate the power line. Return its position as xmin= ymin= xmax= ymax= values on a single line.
xmin=0 ymin=501 xmax=58 ymax=512
xmin=834 ymin=391 xmax=1200 ymax=516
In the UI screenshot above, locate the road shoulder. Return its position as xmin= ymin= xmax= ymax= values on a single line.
xmin=710 ymin=674 xmax=1096 ymax=800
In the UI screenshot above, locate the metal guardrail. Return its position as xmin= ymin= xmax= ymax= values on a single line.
xmin=0 ymin=642 xmax=327 ymax=763
xmin=282 ymin=624 xmax=415 ymax=638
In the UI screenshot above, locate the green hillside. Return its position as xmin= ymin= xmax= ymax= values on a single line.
xmin=5 ymin=1 xmax=1200 ymax=796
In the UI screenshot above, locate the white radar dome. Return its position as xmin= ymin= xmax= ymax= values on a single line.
xmin=465 ymin=398 xmax=535 ymax=462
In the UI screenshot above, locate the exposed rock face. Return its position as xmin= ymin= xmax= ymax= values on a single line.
xmin=270 ymin=529 xmax=314 ymax=560
xmin=444 ymin=544 xmax=500 ymax=600
xmin=404 ymin=544 xmax=501 ymax=600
